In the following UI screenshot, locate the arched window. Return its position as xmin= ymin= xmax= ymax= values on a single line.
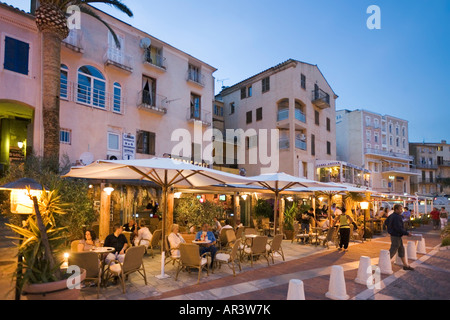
xmin=77 ymin=65 xmax=106 ymax=109
xmin=60 ymin=64 xmax=69 ymax=100
xmin=113 ymin=82 xmax=122 ymax=113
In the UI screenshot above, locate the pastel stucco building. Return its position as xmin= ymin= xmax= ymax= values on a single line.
xmin=219 ymin=59 xmax=338 ymax=178
xmin=0 ymin=2 xmax=217 ymax=172
xmin=410 ymin=140 xmax=450 ymax=196
xmin=336 ymin=109 xmax=418 ymax=194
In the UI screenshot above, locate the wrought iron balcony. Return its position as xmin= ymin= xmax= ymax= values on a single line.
xmin=137 ymin=90 xmax=167 ymax=115
xmin=311 ymin=88 xmax=330 ymax=109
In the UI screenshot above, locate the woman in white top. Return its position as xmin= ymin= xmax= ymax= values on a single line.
xmin=134 ymin=220 xmax=153 ymax=248
xmin=168 ymin=224 xmax=186 ymax=258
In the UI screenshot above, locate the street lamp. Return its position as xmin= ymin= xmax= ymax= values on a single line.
xmin=0 ymin=178 xmax=44 ymax=300
xmin=360 ymin=201 xmax=370 ymax=241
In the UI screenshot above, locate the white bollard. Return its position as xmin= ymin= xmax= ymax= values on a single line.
xmin=379 ymin=250 xmax=393 ymax=275
xmin=355 ymin=256 xmax=372 ymax=285
xmin=287 ymin=279 xmax=305 ymax=300
xmin=417 ymin=238 xmax=426 ymax=255
xmin=325 ymin=265 xmax=349 ymax=300
xmin=407 ymin=241 xmax=418 ymax=260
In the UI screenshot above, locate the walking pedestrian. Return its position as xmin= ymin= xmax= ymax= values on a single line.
xmin=430 ymin=207 xmax=440 ymax=230
xmin=332 ymin=207 xmax=355 ymax=252
xmin=384 ymin=204 xmax=414 ymax=271
xmin=440 ymin=207 xmax=448 ymax=230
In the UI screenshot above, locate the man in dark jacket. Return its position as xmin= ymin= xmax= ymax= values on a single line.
xmin=384 ymin=204 xmax=414 ymax=271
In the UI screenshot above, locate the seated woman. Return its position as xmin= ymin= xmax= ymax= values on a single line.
xmin=168 ymin=224 xmax=186 ymax=258
xmin=78 ymin=230 xmax=101 ymax=252
xmin=134 ymin=220 xmax=153 ymax=248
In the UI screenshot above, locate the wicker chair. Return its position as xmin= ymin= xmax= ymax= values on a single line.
xmin=175 ymin=243 xmax=209 ymax=284
xmin=70 ymin=240 xmax=80 ymax=252
xmin=243 ymin=236 xmax=269 ymax=267
xmin=218 ymin=228 xmax=228 ymax=250
xmin=215 ymin=239 xmax=242 ymax=276
xmin=292 ymin=222 xmax=310 ymax=244
xmin=224 ymin=229 xmax=237 ymax=249
xmin=103 ymin=245 xmax=147 ymax=294
xmin=164 ymin=235 xmax=181 ymax=267
xmin=145 ymin=229 xmax=161 ymax=258
xmin=317 ymin=227 xmax=336 ymax=248
xmin=266 ymin=234 xmax=285 ymax=264
xmin=68 ymin=251 xmax=102 ymax=298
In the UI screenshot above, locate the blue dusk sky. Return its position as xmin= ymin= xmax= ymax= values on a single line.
xmin=12 ymin=0 xmax=450 ymax=143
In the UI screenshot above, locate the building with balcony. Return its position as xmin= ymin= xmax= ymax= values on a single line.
xmin=336 ymin=109 xmax=417 ymax=194
xmin=410 ymin=140 xmax=450 ymax=196
xmin=0 ymin=2 xmax=217 ymax=170
xmin=219 ymin=59 xmax=337 ymax=177
xmin=316 ymin=160 xmax=371 ymax=188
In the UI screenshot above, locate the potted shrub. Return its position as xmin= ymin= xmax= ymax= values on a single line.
xmin=283 ymin=202 xmax=297 ymax=240
xmin=6 ymin=188 xmax=85 ymax=300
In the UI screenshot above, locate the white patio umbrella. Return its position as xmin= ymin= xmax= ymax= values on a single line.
xmin=63 ymin=157 xmax=254 ymax=278
xmin=244 ymin=172 xmax=329 ymax=234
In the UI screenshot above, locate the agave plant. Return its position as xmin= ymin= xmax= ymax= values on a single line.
xmin=34 ymin=0 xmax=133 ymax=171
xmin=6 ymin=187 xmax=68 ymax=294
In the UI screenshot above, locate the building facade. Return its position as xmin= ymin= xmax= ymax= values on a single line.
xmin=219 ymin=59 xmax=338 ymax=178
xmin=336 ymin=109 xmax=417 ymax=194
xmin=0 ymin=2 xmax=217 ymax=172
xmin=410 ymin=140 xmax=450 ymax=196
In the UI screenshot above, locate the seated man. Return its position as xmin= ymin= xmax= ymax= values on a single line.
xmin=195 ymin=223 xmax=217 ymax=269
xmin=104 ymin=224 xmax=128 ymax=265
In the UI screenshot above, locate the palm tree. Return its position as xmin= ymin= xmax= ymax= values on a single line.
xmin=34 ymin=0 xmax=133 ymax=172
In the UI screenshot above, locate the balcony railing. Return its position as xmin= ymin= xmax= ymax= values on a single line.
xmin=277 ymin=109 xmax=288 ymax=121
xmin=295 ymin=138 xmax=307 ymax=150
xmin=277 ymin=109 xmax=306 ymax=123
xmin=279 ymin=138 xmax=290 ymax=150
xmin=187 ymin=70 xmax=205 ymax=87
xmin=187 ymin=107 xmax=211 ymax=126
xmin=137 ymin=90 xmax=167 ymax=114
xmin=311 ymin=88 xmax=330 ymax=109
xmin=365 ymin=148 xmax=414 ymax=161
xmin=104 ymin=47 xmax=133 ymax=72
xmin=144 ymin=52 xmax=166 ymax=70
xmin=64 ymin=81 xmax=125 ymax=114
xmin=416 ymin=163 xmax=438 ymax=169
xmin=382 ymin=166 xmax=418 ymax=174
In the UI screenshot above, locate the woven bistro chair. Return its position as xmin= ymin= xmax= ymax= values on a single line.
xmin=317 ymin=227 xmax=336 ymax=249
xmin=103 ymin=245 xmax=147 ymax=294
xmin=244 ymin=227 xmax=258 ymax=236
xmin=218 ymin=228 xmax=228 ymax=250
xmin=70 ymin=240 xmax=80 ymax=252
xmin=224 ymin=229 xmax=237 ymax=250
xmin=266 ymin=234 xmax=285 ymax=264
xmin=144 ymin=229 xmax=161 ymax=258
xmin=164 ymin=235 xmax=181 ymax=267
xmin=175 ymin=243 xmax=209 ymax=284
xmin=235 ymin=226 xmax=244 ymax=240
xmin=243 ymin=235 xmax=269 ymax=267
xmin=215 ymin=239 xmax=242 ymax=276
xmin=68 ymin=251 xmax=102 ymax=298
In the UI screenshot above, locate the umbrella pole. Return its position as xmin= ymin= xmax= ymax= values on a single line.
xmin=156 ymin=183 xmax=170 ymax=279
xmin=274 ymin=191 xmax=279 ymax=235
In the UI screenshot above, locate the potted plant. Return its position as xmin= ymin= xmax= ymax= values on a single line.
xmin=283 ymin=202 xmax=297 ymax=240
xmin=253 ymin=198 xmax=273 ymax=228
xmin=6 ymin=187 xmax=85 ymax=300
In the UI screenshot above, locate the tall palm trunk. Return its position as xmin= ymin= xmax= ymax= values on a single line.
xmin=42 ymin=31 xmax=62 ymax=172
xmin=35 ymin=3 xmax=69 ymax=172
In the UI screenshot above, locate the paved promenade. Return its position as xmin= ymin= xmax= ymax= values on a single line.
xmin=144 ymin=224 xmax=448 ymax=301
xmin=0 ymin=219 xmax=448 ymax=300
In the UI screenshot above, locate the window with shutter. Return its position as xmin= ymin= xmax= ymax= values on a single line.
xmin=4 ymin=36 xmax=29 ymax=75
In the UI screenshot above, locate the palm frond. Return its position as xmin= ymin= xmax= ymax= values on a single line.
xmin=81 ymin=0 xmax=133 ymax=18
xmin=77 ymin=4 xmax=122 ymax=49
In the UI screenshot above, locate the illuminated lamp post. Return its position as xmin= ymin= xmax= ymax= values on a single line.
xmin=0 ymin=178 xmax=45 ymax=300
xmin=360 ymin=201 xmax=370 ymax=241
